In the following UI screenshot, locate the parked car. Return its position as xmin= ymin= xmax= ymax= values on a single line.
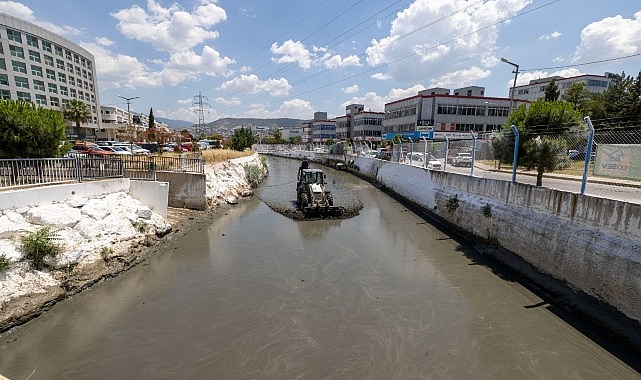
xmin=113 ymin=143 xmax=150 ymax=155
xmin=71 ymin=145 xmax=116 ymax=157
xmin=100 ymin=146 xmax=133 ymax=155
xmin=451 ymin=152 xmax=473 ymax=167
xmin=404 ymin=152 xmax=443 ymax=170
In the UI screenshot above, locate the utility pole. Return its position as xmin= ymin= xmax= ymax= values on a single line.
xmin=193 ymin=91 xmax=211 ymax=136
xmin=116 ymin=95 xmax=139 ymax=127
xmin=500 ymin=58 xmax=519 ymax=113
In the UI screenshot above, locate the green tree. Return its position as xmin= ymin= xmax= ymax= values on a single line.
xmin=62 ymin=99 xmax=91 ymax=140
xmin=507 ymin=99 xmax=583 ymax=186
xmin=229 ymin=126 xmax=256 ymax=151
xmin=544 ymin=79 xmax=560 ymax=101
xmin=0 ymin=99 xmax=67 ymax=158
xmin=562 ymin=82 xmax=592 ymax=111
xmin=148 ymin=107 xmax=155 ymax=130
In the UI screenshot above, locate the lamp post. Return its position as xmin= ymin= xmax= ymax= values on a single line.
xmin=116 ymin=95 xmax=139 ymax=126
xmin=500 ymin=58 xmax=519 ymax=113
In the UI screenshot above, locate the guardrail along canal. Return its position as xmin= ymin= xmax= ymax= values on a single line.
xmin=0 ymin=156 xmax=638 ymax=379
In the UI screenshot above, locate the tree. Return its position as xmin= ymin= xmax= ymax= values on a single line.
xmin=562 ymin=82 xmax=592 ymax=111
xmin=229 ymin=126 xmax=256 ymax=151
xmin=62 ymin=99 xmax=91 ymax=140
xmin=148 ymin=107 xmax=155 ymax=130
xmin=506 ymin=99 xmax=583 ymax=186
xmin=0 ymin=99 xmax=68 ymax=158
xmin=544 ymin=79 xmax=560 ymax=101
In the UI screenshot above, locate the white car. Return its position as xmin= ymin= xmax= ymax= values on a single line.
xmin=100 ymin=146 xmax=133 ymax=155
xmin=404 ymin=153 xmax=443 ymax=170
xmin=113 ymin=143 xmax=150 ymax=155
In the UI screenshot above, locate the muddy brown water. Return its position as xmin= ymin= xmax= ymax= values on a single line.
xmin=0 ymin=156 xmax=639 ymax=379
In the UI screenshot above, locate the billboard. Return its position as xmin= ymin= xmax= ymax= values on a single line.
xmin=593 ymin=144 xmax=641 ymax=180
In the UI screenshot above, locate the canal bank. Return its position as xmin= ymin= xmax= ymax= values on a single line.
xmin=0 ymin=154 xmax=266 ymax=332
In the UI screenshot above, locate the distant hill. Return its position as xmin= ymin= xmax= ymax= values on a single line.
xmin=156 ymin=117 xmax=194 ymax=129
xmin=203 ymin=118 xmax=304 ymax=130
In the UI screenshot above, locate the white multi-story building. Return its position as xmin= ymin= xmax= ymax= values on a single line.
xmin=383 ymin=87 xmax=527 ymax=140
xmin=511 ymin=72 xmax=614 ymax=102
xmin=0 ymin=13 xmax=101 ymax=140
xmin=334 ymin=104 xmax=384 ymax=144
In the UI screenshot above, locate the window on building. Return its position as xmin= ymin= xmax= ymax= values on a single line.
xmin=46 ymin=68 xmax=55 ymax=80
xmin=48 ymin=83 xmax=58 ymax=93
xmin=31 ymin=65 xmax=43 ymax=77
xmin=73 ymin=54 xmax=79 ymax=64
xmin=69 ymin=76 xmax=75 ymax=86
xmin=0 ymin=58 xmax=5 ymax=70
xmin=0 ymin=89 xmax=10 ymax=100
xmin=15 ymin=76 xmax=29 ymax=89
xmin=26 ymin=35 xmax=38 ymax=48
xmin=0 ymin=44 xmax=3 ymax=54
xmin=58 ymin=72 xmax=66 ymax=83
xmin=44 ymin=55 xmax=53 ymax=66
xmin=82 ymin=69 xmax=87 ymax=79
xmin=78 ymin=92 xmax=84 ymax=100
xmin=83 ymin=81 xmax=88 ymax=90
xmin=61 ymin=98 xmax=69 ymax=107
xmin=9 ymin=45 xmax=24 ymax=58
xmin=56 ymin=59 xmax=64 ymax=69
xmin=60 ymin=86 xmax=68 ymax=96
xmin=67 ymin=62 xmax=73 ymax=73
xmin=6 ymin=28 xmax=22 ymax=43
xmin=587 ymin=79 xmax=609 ymax=88
xmin=70 ymin=88 xmax=77 ymax=98
xmin=42 ymin=40 xmax=52 ymax=53
xmin=50 ymin=97 xmax=59 ymax=107
xmin=65 ymin=50 xmax=72 ymax=60
xmin=0 ymin=73 xmax=8 ymax=85
xmin=75 ymin=66 xmax=81 ymax=76
xmin=81 ymin=58 xmax=86 ymax=68
xmin=35 ymin=94 xmax=46 ymax=105
xmin=28 ymin=50 xmax=41 ymax=63
xmin=33 ymin=79 xmax=45 ymax=91
xmin=11 ymin=60 xmax=26 ymax=73
xmin=55 ymin=45 xmax=63 ymax=57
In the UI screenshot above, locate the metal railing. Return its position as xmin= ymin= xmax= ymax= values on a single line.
xmin=0 ymin=154 xmax=204 ymax=190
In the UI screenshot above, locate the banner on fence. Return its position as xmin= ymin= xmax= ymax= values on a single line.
xmin=593 ymin=144 xmax=641 ymax=180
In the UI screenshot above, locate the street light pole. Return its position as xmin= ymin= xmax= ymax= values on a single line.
xmin=116 ymin=95 xmax=140 ymax=126
xmin=500 ymin=58 xmax=519 ymax=113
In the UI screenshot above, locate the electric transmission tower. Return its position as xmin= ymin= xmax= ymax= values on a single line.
xmin=193 ymin=91 xmax=211 ymax=136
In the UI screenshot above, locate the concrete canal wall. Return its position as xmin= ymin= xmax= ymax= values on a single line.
xmin=353 ymin=156 xmax=641 ymax=327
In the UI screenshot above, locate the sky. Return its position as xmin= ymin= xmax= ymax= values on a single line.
xmin=1 ymin=0 xmax=640 ymax=124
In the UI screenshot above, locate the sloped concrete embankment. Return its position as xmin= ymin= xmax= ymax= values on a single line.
xmin=352 ymin=156 xmax=641 ymax=346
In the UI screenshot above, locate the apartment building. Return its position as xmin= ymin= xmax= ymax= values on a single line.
xmin=0 ymin=12 xmax=101 ymax=139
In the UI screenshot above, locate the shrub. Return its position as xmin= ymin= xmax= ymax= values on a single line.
xmin=244 ymin=163 xmax=264 ymax=188
xmin=100 ymin=246 xmax=114 ymax=261
xmin=0 ymin=254 xmax=12 ymax=271
xmin=20 ymin=226 xmax=63 ymax=270
xmin=132 ymin=220 xmax=148 ymax=233
xmin=482 ymin=203 xmax=492 ymax=218
xmin=446 ymin=195 xmax=460 ymax=213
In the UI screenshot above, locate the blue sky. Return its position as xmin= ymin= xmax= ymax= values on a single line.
xmin=2 ymin=0 xmax=640 ymax=123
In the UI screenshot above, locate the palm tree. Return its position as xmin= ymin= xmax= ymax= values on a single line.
xmin=62 ymin=99 xmax=92 ymax=140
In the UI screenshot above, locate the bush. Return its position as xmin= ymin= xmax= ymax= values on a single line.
xmin=0 ymin=254 xmax=12 ymax=271
xmin=20 ymin=226 xmax=63 ymax=270
xmin=244 ymin=163 xmax=264 ymax=188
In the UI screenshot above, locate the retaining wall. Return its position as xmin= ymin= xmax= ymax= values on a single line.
xmin=353 ymin=156 xmax=641 ymax=325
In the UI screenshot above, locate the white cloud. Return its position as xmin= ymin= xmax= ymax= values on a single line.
xmin=218 ymin=74 xmax=291 ymax=96
xmin=539 ymin=31 xmax=562 ymax=41
xmin=573 ymin=11 xmax=641 ymax=62
xmin=371 ymin=72 xmax=391 ymax=80
xmin=0 ymin=0 xmax=82 ymax=36
xmin=342 ymin=84 xmax=426 ymax=113
xmin=365 ymin=0 xmax=531 ymax=83
xmin=214 ymin=97 xmax=241 ymax=106
xmin=243 ymin=99 xmax=314 ymax=119
xmin=111 ymin=0 xmax=226 ymax=53
xmin=430 ymin=67 xmax=491 ymax=88
xmin=342 ymin=85 xmax=359 ymax=94
xmin=271 ymin=40 xmax=312 ymax=70
xmin=322 ymin=54 xmax=362 ymax=69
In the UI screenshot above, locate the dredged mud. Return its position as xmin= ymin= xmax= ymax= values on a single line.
xmin=255 ymin=157 xmax=363 ymax=220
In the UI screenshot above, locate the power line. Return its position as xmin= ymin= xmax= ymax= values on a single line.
xmin=521 ymin=53 xmax=641 ymax=72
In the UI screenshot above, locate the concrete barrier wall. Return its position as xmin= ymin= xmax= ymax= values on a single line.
xmin=353 ymin=156 xmax=641 ymax=324
xmin=156 ymin=172 xmax=206 ymax=210
xmin=0 ymin=178 xmax=131 ymax=210
xmin=129 ymin=180 xmax=169 ymax=218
